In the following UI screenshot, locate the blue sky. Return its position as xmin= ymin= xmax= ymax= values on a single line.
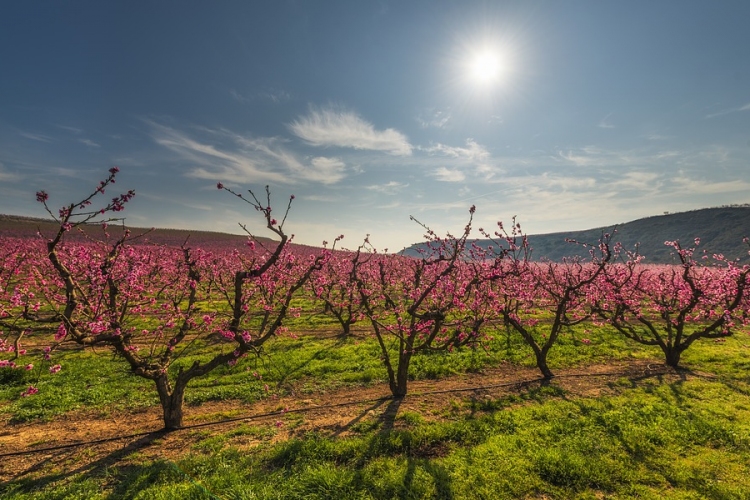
xmin=1 ymin=1 xmax=749 ymax=250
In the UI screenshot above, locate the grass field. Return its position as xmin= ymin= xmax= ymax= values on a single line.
xmin=2 ymin=322 xmax=750 ymax=499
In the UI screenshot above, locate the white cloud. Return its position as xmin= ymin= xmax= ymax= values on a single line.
xmin=672 ymin=176 xmax=750 ymax=194
xmin=0 ymin=163 xmax=19 ymax=182
xmin=644 ymin=134 xmax=673 ymax=141
xmin=288 ymin=106 xmax=412 ymax=156
xmin=19 ymin=132 xmax=54 ymax=143
xmin=230 ymin=88 xmax=291 ymax=104
xmin=309 ymin=157 xmax=346 ymax=184
xmin=705 ymin=102 xmax=750 ymax=119
xmin=79 ymin=138 xmax=100 ymax=148
xmin=260 ymin=88 xmax=291 ymax=103
xmin=229 ymin=89 xmax=252 ymax=104
xmin=146 ymin=120 xmax=346 ymax=185
xmin=366 ymin=181 xmax=409 ymax=195
xmin=433 ymin=167 xmax=465 ymax=182
xmin=609 ymin=171 xmax=661 ymax=192
xmin=417 ymin=109 xmax=451 ymax=129
xmin=56 ymin=125 xmax=83 ymax=134
xmin=557 ymin=145 xmax=678 ymax=168
xmin=302 ymin=194 xmax=338 ymax=202
xmin=598 ymin=113 xmax=615 ymax=129
xmin=421 ymin=139 xmax=490 ymax=162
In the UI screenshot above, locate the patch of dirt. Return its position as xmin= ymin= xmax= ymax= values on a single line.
xmin=0 ymin=359 xmax=692 ymax=483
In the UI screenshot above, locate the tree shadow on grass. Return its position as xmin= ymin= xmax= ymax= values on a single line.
xmin=348 ymin=396 xmax=457 ymax=499
xmin=267 ymin=336 xmax=350 ymax=392
xmin=1 ymin=431 xmax=166 ymax=496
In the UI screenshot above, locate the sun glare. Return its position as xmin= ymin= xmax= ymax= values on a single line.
xmin=469 ymin=50 xmax=503 ymax=85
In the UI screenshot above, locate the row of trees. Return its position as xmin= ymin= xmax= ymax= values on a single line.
xmin=1 ymin=169 xmax=749 ymax=430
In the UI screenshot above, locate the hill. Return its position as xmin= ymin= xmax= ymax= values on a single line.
xmin=5 ymin=206 xmax=750 ymax=264
xmin=0 ymin=214 xmax=275 ymax=249
xmin=404 ymin=206 xmax=750 ymax=264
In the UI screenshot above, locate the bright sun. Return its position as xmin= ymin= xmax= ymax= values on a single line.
xmin=469 ymin=50 xmax=503 ymax=84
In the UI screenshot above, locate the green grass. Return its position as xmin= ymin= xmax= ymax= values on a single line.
xmin=3 ymin=323 xmax=745 ymax=423
xmin=4 ymin=375 xmax=749 ymax=499
xmin=3 ymin=326 xmax=750 ymax=498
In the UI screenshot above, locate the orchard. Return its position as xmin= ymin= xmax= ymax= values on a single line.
xmin=2 ymin=168 xmax=750 ymax=498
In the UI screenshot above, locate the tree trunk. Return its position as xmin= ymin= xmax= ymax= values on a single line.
xmin=664 ymin=345 xmax=683 ymax=368
xmin=391 ymin=352 xmax=411 ymax=397
xmin=155 ymin=376 xmax=187 ymax=431
xmin=536 ymin=351 xmax=554 ymax=380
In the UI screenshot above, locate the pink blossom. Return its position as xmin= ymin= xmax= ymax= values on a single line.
xmin=55 ymin=323 xmax=68 ymax=342
xmin=21 ymin=386 xmax=38 ymax=397
xmin=49 ymin=364 xmax=62 ymax=374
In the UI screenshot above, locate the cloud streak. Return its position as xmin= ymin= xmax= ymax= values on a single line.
xmin=705 ymin=102 xmax=750 ymax=119
xmin=598 ymin=113 xmax=615 ymax=129
xmin=366 ymin=181 xmax=409 ymax=195
xmin=147 ymin=120 xmax=346 ymax=185
xmin=19 ymin=132 xmax=54 ymax=143
xmin=289 ymin=107 xmax=413 ymax=156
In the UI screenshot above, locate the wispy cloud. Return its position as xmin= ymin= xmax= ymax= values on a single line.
xmin=366 ymin=181 xmax=409 ymax=195
xmin=420 ymin=139 xmax=490 ymax=162
xmin=609 ymin=171 xmax=662 ymax=192
xmin=705 ymin=102 xmax=750 ymax=119
xmin=288 ymin=106 xmax=413 ymax=156
xmin=146 ymin=120 xmax=346 ymax=185
xmin=230 ymin=88 xmax=291 ymax=104
xmin=644 ymin=133 xmax=673 ymax=141
xmin=302 ymin=194 xmax=339 ymax=202
xmin=672 ymin=175 xmax=750 ymax=194
xmin=79 ymin=138 xmax=100 ymax=148
xmin=0 ymin=163 xmax=19 ymax=182
xmin=597 ymin=113 xmax=615 ymax=129
xmin=229 ymin=89 xmax=252 ymax=104
xmin=56 ymin=125 xmax=83 ymax=134
xmin=416 ymin=108 xmax=451 ymax=129
xmin=308 ymin=157 xmax=347 ymax=184
xmin=556 ymin=145 xmax=664 ymax=168
xmin=260 ymin=88 xmax=291 ymax=103
xmin=19 ymin=131 xmax=54 ymax=143
xmin=433 ymin=166 xmax=465 ymax=182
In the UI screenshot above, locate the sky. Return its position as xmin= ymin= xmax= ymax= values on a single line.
xmin=1 ymin=1 xmax=749 ymax=251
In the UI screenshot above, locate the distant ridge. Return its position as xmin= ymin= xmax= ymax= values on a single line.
xmin=5 ymin=207 xmax=750 ymax=263
xmin=403 ymin=206 xmax=750 ymax=264
xmin=0 ymin=214 xmax=275 ymax=248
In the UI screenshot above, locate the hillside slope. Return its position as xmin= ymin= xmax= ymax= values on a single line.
xmin=405 ymin=206 xmax=750 ymax=264
xmin=5 ymin=207 xmax=750 ymax=264
xmin=0 ymin=214 xmax=273 ymax=248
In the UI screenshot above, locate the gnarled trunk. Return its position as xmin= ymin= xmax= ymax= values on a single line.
xmin=155 ymin=376 xmax=187 ymax=431
xmin=663 ymin=345 xmax=684 ymax=369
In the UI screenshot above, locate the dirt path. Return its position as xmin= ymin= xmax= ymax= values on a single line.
xmin=1 ymin=359 xmax=690 ymax=483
